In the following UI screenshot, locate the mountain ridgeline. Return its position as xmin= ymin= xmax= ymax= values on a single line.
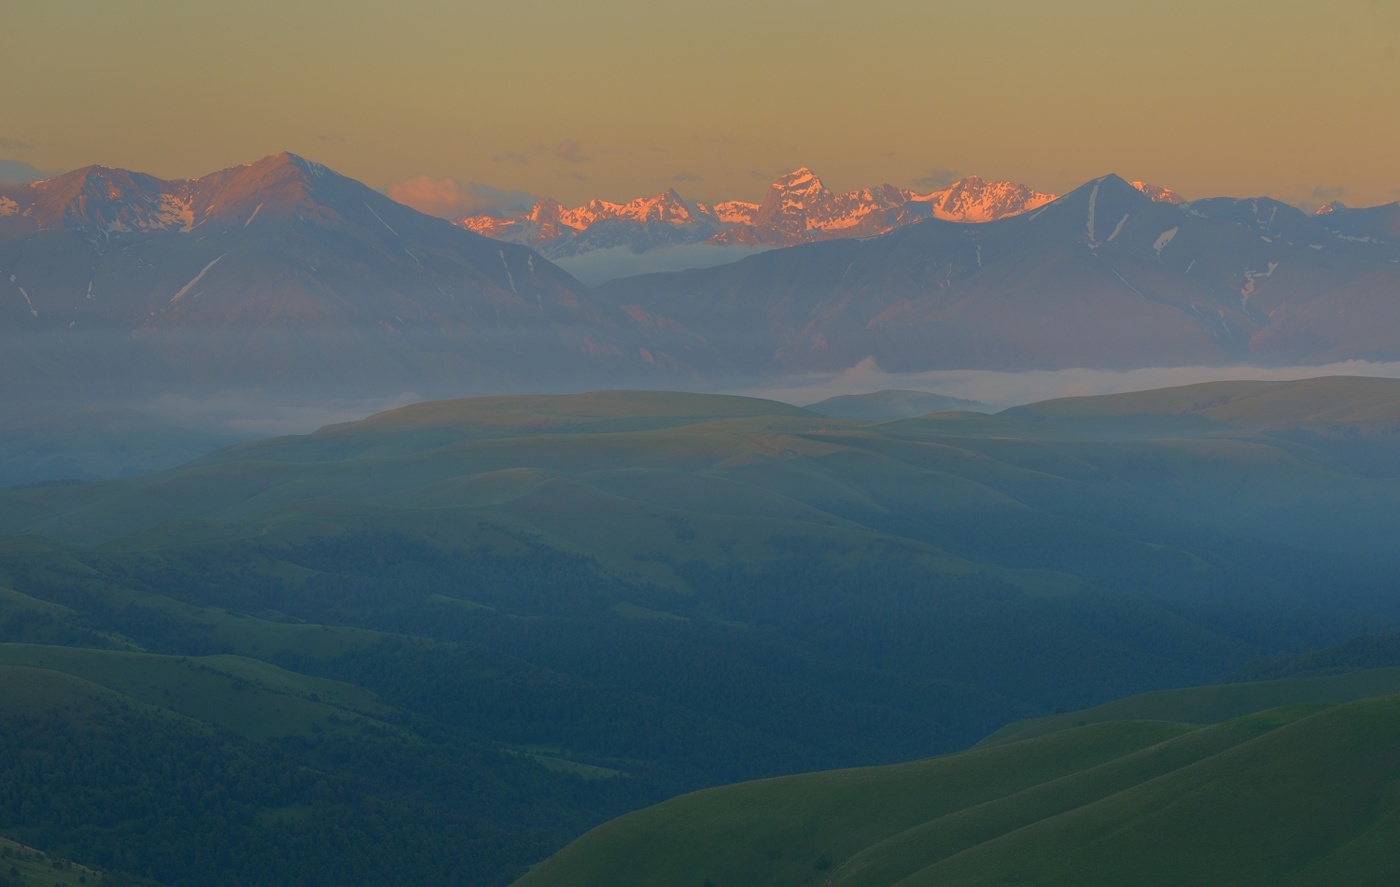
xmin=0 ymin=154 xmax=703 ymax=400
xmin=3 ymin=378 xmax=1400 ymax=885
xmin=6 ymin=155 xmax=1400 ymax=403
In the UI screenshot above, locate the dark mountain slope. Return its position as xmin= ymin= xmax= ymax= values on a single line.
xmin=0 ymin=154 xmax=707 ymax=398
xmin=592 ymin=175 xmax=1400 ymax=375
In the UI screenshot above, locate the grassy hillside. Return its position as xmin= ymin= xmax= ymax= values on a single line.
xmin=978 ymin=663 xmax=1400 ymax=746
xmin=515 ymin=680 xmax=1400 ymax=887
xmin=3 ymin=381 xmax=1400 ymax=887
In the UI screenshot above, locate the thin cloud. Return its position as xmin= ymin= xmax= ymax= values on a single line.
xmin=726 ymin=359 xmax=1400 ymax=412
xmin=554 ymin=140 xmax=590 ymax=163
xmin=313 ymin=134 xmax=345 ymax=142
xmin=0 ymin=159 xmax=53 ymax=184
xmin=0 ymin=137 xmax=35 ymax=151
xmin=492 ymin=150 xmax=529 ymax=164
xmin=1300 ymin=185 xmax=1348 ymax=212
xmin=671 ymin=171 xmax=702 ymax=182
xmin=913 ymin=168 xmax=962 ymax=190
xmin=387 ymin=175 xmax=538 ymax=219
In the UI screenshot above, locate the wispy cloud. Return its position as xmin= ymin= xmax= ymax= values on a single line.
xmin=913 ymin=167 xmax=961 ymax=190
xmin=313 ymin=134 xmax=345 ymax=142
xmin=386 ymin=175 xmax=538 ymax=219
xmin=553 ymin=140 xmax=590 ymax=164
xmin=491 ymin=150 xmax=529 ymax=164
xmin=0 ymin=137 xmax=35 ymax=151
xmin=1300 ymin=185 xmax=1348 ymax=212
xmin=0 ymin=159 xmax=53 ymax=184
xmin=726 ymin=358 xmax=1400 ymax=411
xmin=670 ymin=171 xmax=702 ymax=182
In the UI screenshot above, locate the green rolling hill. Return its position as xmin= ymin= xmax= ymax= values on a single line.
xmin=2 ymin=377 xmax=1400 ymax=886
xmin=514 ymin=670 xmax=1400 ymax=887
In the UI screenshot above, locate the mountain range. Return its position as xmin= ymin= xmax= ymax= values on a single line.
xmin=0 ymin=153 xmax=702 ymax=399
xmin=593 ymin=174 xmax=1400 ymax=374
xmin=456 ymin=168 xmax=1067 ymax=257
xmin=6 ymin=154 xmax=1400 ymax=400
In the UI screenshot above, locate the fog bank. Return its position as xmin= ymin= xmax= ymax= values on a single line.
xmin=730 ymin=358 xmax=1400 ymax=411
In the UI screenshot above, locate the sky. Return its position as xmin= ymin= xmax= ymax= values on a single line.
xmin=3 ymin=0 xmax=1399 ymax=214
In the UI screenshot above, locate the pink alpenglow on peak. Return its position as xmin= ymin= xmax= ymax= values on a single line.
xmin=1131 ymin=181 xmax=1187 ymax=205
xmin=911 ymin=175 xmax=1057 ymax=222
xmin=453 ymin=168 xmax=1061 ymax=258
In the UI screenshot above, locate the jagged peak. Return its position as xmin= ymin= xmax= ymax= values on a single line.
xmin=774 ymin=167 xmax=825 ymax=190
xmin=1315 ymin=200 xmax=1348 ymax=215
xmin=947 ymin=174 xmax=987 ymax=188
xmin=1131 ymin=181 xmax=1186 ymax=205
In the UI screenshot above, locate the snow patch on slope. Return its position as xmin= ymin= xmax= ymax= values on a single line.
xmin=14 ymin=283 xmax=37 ymax=317
xmin=171 ymin=255 xmax=225 ymax=303
xmin=1107 ymin=213 xmax=1129 ymax=242
xmin=499 ymin=250 xmax=517 ymax=294
xmin=1153 ymin=227 xmax=1178 ymax=257
xmin=364 ymin=201 xmax=400 ymax=237
xmin=1086 ymin=180 xmax=1100 ymax=244
xmin=1240 ymin=261 xmax=1279 ymax=302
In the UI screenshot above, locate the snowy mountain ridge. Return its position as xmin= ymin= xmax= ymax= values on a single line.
xmin=454 ymin=168 xmax=1068 ymax=257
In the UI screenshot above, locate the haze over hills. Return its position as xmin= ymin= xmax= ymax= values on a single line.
xmin=7 ymin=153 xmax=1400 ymax=432
xmin=4 ymin=379 xmax=1400 ymax=885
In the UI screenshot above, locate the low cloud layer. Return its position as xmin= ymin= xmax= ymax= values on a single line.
xmin=387 ymin=176 xmax=538 ymax=219
xmin=553 ymin=243 xmax=771 ymax=286
xmin=553 ymin=140 xmax=589 ymax=164
xmin=729 ymin=357 xmax=1400 ymax=411
xmin=913 ymin=167 xmax=962 ymax=190
xmin=141 ymin=389 xmax=425 ymax=437
xmin=1301 ymin=185 xmax=1349 ymax=212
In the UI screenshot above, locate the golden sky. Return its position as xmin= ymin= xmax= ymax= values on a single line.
xmin=3 ymin=0 xmax=1398 ymax=212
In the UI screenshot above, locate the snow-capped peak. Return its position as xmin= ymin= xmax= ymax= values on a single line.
xmin=912 ymin=176 xmax=1057 ymax=222
xmin=1314 ymin=200 xmax=1348 ymax=215
xmin=1131 ymin=181 xmax=1186 ymax=205
xmin=451 ymin=167 xmax=1061 ymax=255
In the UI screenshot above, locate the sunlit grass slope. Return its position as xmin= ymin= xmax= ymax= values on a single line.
xmin=1001 ymin=375 xmax=1400 ymax=436
xmin=2 ymin=381 xmax=1400 ymax=887
xmin=515 ymin=682 xmax=1400 ymax=887
xmin=979 ymin=663 xmax=1400 ymax=746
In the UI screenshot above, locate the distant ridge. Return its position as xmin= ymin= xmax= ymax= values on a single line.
xmin=453 ymin=169 xmax=1061 ymax=258
xmin=0 ymin=153 xmax=709 ymax=397
xmin=592 ymin=174 xmax=1400 ymax=374
xmin=803 ymin=389 xmax=990 ymax=420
